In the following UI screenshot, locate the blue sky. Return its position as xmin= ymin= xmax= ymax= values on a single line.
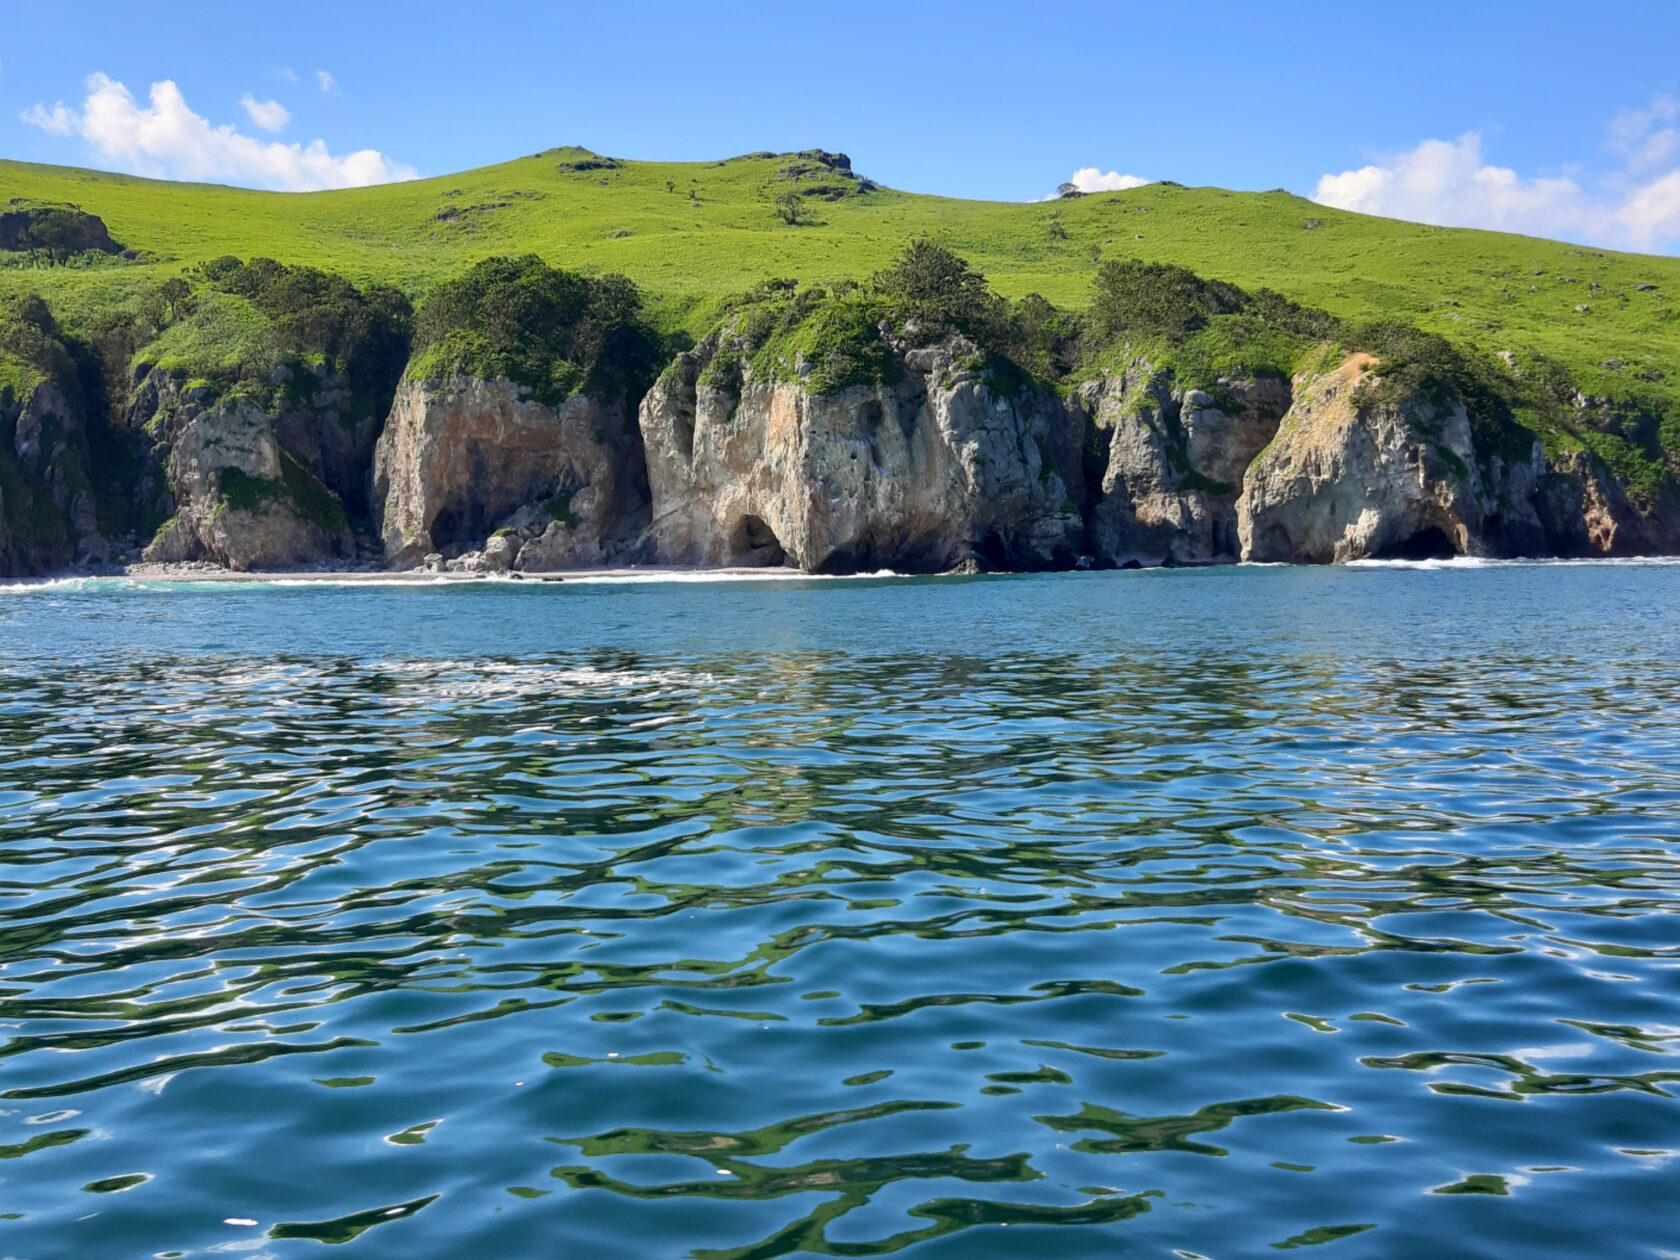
xmin=5 ymin=0 xmax=1680 ymax=251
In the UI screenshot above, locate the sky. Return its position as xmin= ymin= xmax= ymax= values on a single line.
xmin=4 ymin=0 xmax=1680 ymax=253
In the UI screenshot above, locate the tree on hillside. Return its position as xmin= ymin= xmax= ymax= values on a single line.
xmin=871 ymin=239 xmax=1002 ymax=337
xmin=1088 ymin=258 xmax=1246 ymax=343
xmin=773 ymin=191 xmax=808 ymax=225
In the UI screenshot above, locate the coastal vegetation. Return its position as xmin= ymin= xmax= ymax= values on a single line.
xmin=0 ymin=146 xmax=1676 ymax=573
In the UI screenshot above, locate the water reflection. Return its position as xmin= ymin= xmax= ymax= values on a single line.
xmin=1 ymin=571 xmax=1678 ymax=1257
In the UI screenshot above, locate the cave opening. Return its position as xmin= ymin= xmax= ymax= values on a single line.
xmin=977 ymin=530 xmax=1011 ymax=571
xmin=730 ymin=514 xmax=787 ymax=567
xmin=1375 ymin=525 xmax=1458 ymax=561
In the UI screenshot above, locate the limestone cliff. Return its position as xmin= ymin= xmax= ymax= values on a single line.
xmin=638 ymin=329 xmax=1084 ymax=572
xmin=1235 ymin=354 xmax=1547 ymax=562
xmin=1080 ymin=366 xmax=1289 ymax=566
xmin=131 ymin=370 xmax=355 ymax=571
xmin=371 ymin=374 xmax=648 ymax=570
xmin=0 ymin=377 xmax=105 ymax=573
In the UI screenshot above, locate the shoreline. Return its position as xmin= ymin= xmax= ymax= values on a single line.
xmin=0 ymin=562 xmax=913 ymax=587
xmin=7 ymin=554 xmax=1680 ymax=589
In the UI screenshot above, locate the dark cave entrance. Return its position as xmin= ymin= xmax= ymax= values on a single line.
xmin=730 ymin=514 xmax=787 ymax=567
xmin=1375 ymin=525 xmax=1458 ymax=561
xmin=977 ymin=530 xmax=1011 ymax=571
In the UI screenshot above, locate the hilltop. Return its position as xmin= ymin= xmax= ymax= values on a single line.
xmin=2 ymin=146 xmax=1676 ymax=405
xmin=1 ymin=146 xmax=1677 ymax=580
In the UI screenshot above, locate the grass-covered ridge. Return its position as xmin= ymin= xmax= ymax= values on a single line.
xmin=0 ymin=147 xmax=1673 ymax=411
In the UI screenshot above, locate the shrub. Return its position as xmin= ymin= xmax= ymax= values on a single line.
xmin=1089 ymin=259 xmax=1247 ymax=343
xmin=773 ymin=191 xmax=808 ymax=225
xmin=871 ymin=240 xmax=1005 ymax=342
xmin=410 ymin=255 xmax=657 ymax=406
xmin=0 ymin=294 xmax=73 ymax=396
xmin=201 ymin=257 xmax=412 ymax=404
xmin=1007 ymin=293 xmax=1083 ymax=379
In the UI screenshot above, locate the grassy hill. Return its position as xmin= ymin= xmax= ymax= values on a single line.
xmin=3 ymin=146 xmax=1677 ymax=406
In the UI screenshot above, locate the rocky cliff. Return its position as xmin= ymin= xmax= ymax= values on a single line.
xmin=1235 ymin=353 xmax=1547 ymax=562
xmin=1079 ymin=365 xmax=1289 ymax=566
xmin=639 ymin=329 xmax=1085 ymax=572
xmin=0 ymin=376 xmax=104 ymax=572
xmin=2 ymin=239 xmax=1677 ymax=580
xmin=131 ymin=369 xmax=356 ymax=571
xmin=371 ymin=374 xmax=649 ymax=570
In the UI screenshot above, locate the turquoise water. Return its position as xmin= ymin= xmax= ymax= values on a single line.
xmin=2 ymin=564 xmax=1678 ymax=1259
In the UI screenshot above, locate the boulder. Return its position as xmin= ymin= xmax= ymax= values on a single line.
xmin=638 ymin=330 xmax=1084 ymax=572
xmin=371 ymin=375 xmax=648 ymax=569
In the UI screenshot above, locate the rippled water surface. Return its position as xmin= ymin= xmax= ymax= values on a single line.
xmin=3 ymin=565 xmax=1679 ymax=1259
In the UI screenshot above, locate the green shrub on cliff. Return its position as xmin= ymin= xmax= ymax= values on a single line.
xmin=872 ymin=239 xmax=1005 ymax=343
xmin=0 ymin=294 xmax=76 ymax=404
xmin=1089 ymin=259 xmax=1247 ymax=343
xmin=199 ymin=257 xmax=412 ymax=407
xmin=408 ymin=254 xmax=658 ymax=406
xmin=711 ymin=247 xmax=1084 ymax=397
xmin=710 ymin=280 xmax=894 ymax=396
xmin=129 ymin=258 xmax=412 ymax=424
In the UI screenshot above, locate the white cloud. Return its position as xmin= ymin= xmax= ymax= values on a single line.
xmin=315 ymin=70 xmax=339 ymax=95
xmin=22 ymin=73 xmax=415 ymax=191
xmin=275 ymin=66 xmax=299 ymax=83
xmin=1070 ymin=166 xmax=1150 ymax=193
xmin=239 ymin=93 xmax=290 ymax=133
xmin=1607 ymin=94 xmax=1679 ymax=173
xmin=21 ymin=101 xmax=76 ymax=136
xmin=1314 ymin=134 xmax=1587 ymax=235
xmin=1313 ymin=105 xmax=1680 ymax=254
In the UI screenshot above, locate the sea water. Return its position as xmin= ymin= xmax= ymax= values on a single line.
xmin=1 ymin=563 xmax=1677 ymax=1258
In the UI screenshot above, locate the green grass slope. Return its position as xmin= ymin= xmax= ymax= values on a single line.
xmin=2 ymin=145 xmax=1677 ymax=404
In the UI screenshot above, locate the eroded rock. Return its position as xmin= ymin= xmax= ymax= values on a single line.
xmin=638 ymin=330 xmax=1084 ymax=572
xmin=1082 ymin=367 xmax=1288 ymax=566
xmin=131 ymin=370 xmax=353 ymax=571
xmin=1235 ymin=353 xmax=1546 ymax=562
xmin=371 ymin=375 xmax=648 ymax=569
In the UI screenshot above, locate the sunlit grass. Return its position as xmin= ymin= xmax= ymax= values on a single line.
xmin=1 ymin=146 xmax=1676 ymax=406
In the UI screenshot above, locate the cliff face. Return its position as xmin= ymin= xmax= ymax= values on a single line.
xmin=371 ymin=375 xmax=648 ymax=570
xmin=1235 ymin=354 xmax=1547 ymax=562
xmin=4 ymin=326 xmax=1679 ymax=579
xmin=130 ymin=370 xmax=355 ymax=571
xmin=1080 ymin=367 xmax=1289 ymax=566
xmin=639 ymin=331 xmax=1085 ymax=572
xmin=0 ymin=377 xmax=104 ymax=573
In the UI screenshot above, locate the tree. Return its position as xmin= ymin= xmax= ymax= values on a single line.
xmin=1088 ymin=259 xmax=1246 ymax=343
xmin=1056 ymin=182 xmax=1084 ymax=199
xmin=159 ymin=277 xmax=191 ymax=323
xmin=871 ymin=239 xmax=1008 ymax=346
xmin=773 ymin=191 xmax=808 ymax=226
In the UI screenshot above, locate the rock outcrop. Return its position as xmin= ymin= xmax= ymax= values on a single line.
xmin=371 ymin=375 xmax=649 ymax=570
xmin=0 ymin=203 xmax=122 ymax=260
xmin=1235 ymin=353 xmax=1547 ymax=562
xmin=639 ymin=330 xmax=1085 ymax=572
xmin=1535 ymin=449 xmax=1680 ymax=556
xmin=1081 ymin=365 xmax=1289 ymax=566
xmin=131 ymin=370 xmax=354 ymax=571
xmin=0 ymin=377 xmax=105 ymax=573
